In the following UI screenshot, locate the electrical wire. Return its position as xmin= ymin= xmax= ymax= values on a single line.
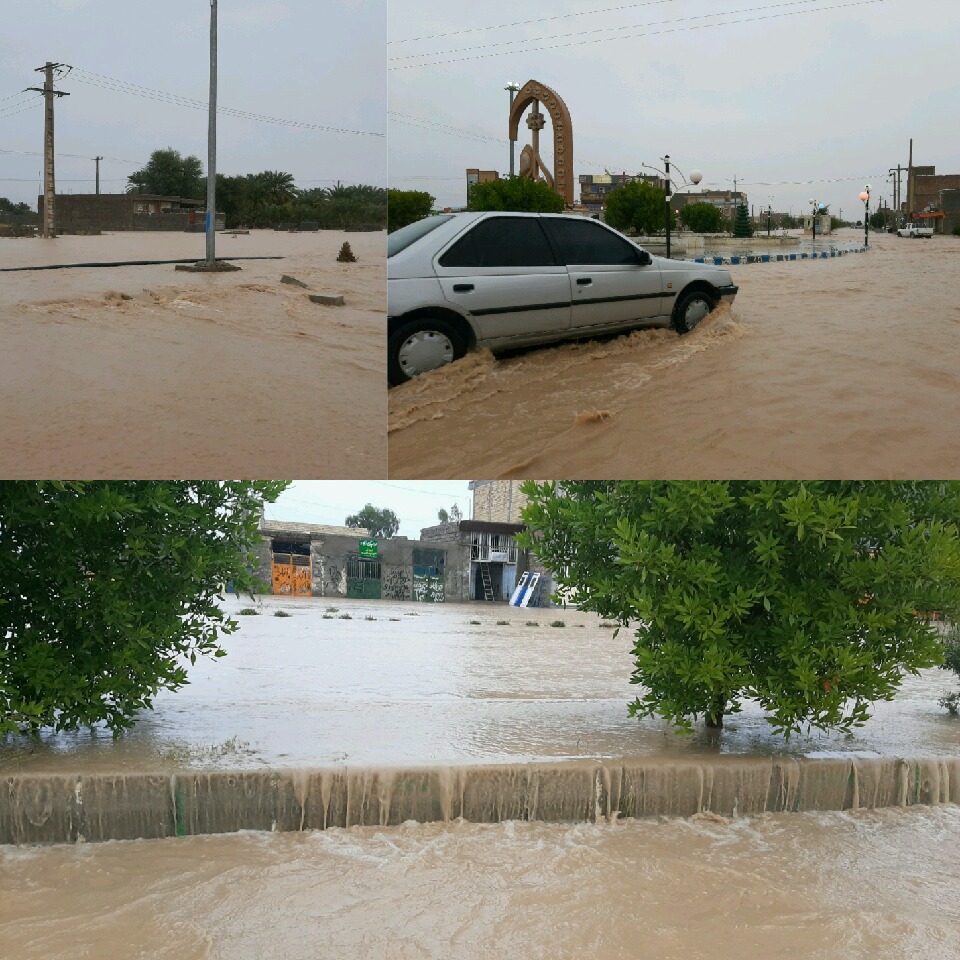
xmin=389 ymin=0 xmax=828 ymax=61
xmin=389 ymin=0 xmax=680 ymax=43
xmin=68 ymin=67 xmax=384 ymax=137
xmin=388 ymin=0 xmax=888 ymax=69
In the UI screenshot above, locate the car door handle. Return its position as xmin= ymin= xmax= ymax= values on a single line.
xmin=452 ymin=283 xmax=474 ymax=293
xmin=576 ymin=277 xmax=592 ymax=286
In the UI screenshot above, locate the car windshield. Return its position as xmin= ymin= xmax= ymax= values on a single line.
xmin=388 ymin=215 xmax=455 ymax=257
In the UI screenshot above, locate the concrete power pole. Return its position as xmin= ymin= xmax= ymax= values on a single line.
xmin=206 ymin=0 xmax=218 ymax=265
xmin=94 ymin=155 xmax=103 ymax=195
xmin=28 ymin=62 xmax=69 ymax=238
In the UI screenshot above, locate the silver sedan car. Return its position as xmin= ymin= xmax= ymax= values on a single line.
xmin=387 ymin=211 xmax=738 ymax=385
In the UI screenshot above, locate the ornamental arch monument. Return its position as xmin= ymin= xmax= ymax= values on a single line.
xmin=508 ymin=80 xmax=574 ymax=207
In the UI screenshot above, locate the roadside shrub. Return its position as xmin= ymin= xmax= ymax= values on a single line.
xmin=953 ymin=225 xmax=960 ymax=237
xmin=550 ymin=620 xmax=566 ymax=628
xmin=525 ymin=621 xmax=539 ymax=627
xmin=273 ymin=610 xmax=291 ymax=618
xmin=338 ymin=613 xmax=353 ymax=620
xmin=469 ymin=619 xmax=481 ymax=625
xmin=238 ymin=608 xmax=259 ymax=616
xmin=496 ymin=620 xmax=510 ymax=626
xmin=939 ymin=626 xmax=960 ymax=715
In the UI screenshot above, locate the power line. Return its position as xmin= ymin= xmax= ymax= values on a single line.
xmin=68 ymin=67 xmax=384 ymax=137
xmin=389 ymin=0 xmax=679 ymax=44
xmin=388 ymin=0 xmax=889 ymax=69
xmin=0 ymin=94 xmax=44 ymax=121
xmin=390 ymin=0 xmax=828 ymax=61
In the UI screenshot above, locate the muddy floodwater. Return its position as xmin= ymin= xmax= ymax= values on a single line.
xmin=388 ymin=229 xmax=960 ymax=478
xmin=3 ymin=806 xmax=960 ymax=959
xmin=3 ymin=596 xmax=957 ymax=773
xmin=0 ymin=230 xmax=385 ymax=477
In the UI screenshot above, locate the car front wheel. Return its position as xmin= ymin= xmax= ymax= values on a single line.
xmin=672 ymin=289 xmax=715 ymax=334
xmin=389 ymin=316 xmax=467 ymax=386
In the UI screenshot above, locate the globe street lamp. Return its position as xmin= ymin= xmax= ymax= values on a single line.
xmin=809 ymin=198 xmax=818 ymax=243
xmin=859 ymin=184 xmax=871 ymax=248
xmin=505 ymin=82 xmax=520 ymax=176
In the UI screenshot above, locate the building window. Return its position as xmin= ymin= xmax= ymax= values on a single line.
xmin=346 ymin=555 xmax=381 ymax=580
xmin=412 ymin=548 xmax=445 ymax=577
xmin=470 ymin=532 xmax=517 ymax=563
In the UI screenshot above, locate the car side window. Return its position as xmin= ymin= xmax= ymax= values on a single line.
xmin=438 ymin=217 xmax=558 ymax=268
xmin=543 ymin=218 xmax=641 ymax=266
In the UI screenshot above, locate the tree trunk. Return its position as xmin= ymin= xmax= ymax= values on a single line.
xmin=705 ymin=700 xmax=725 ymax=729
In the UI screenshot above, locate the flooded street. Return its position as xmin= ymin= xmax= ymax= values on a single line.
xmin=3 ymin=806 xmax=960 ymax=959
xmin=4 ymin=596 xmax=957 ymax=774
xmin=0 ymin=231 xmax=386 ymax=478
xmin=388 ymin=230 xmax=960 ymax=478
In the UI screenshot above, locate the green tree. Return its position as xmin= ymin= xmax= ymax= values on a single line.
xmin=680 ymin=202 xmax=723 ymax=233
xmin=869 ymin=209 xmax=889 ymax=230
xmin=938 ymin=626 xmax=960 ymax=715
xmin=0 ymin=481 xmax=289 ymax=735
xmin=345 ymin=504 xmax=400 ymax=539
xmin=126 ymin=148 xmax=205 ymax=199
xmin=388 ymin=189 xmax=435 ymax=233
xmin=467 ymin=176 xmax=564 ymax=214
xmin=732 ymin=204 xmax=753 ymax=238
xmin=0 ymin=197 xmax=32 ymax=215
xmin=604 ymin=181 xmax=666 ymax=235
xmin=519 ymin=481 xmax=960 ymax=737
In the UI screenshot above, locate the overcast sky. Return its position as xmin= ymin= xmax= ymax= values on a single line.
xmin=388 ymin=0 xmax=959 ymax=215
xmin=0 ymin=0 xmax=385 ymax=207
xmin=266 ymin=481 xmax=473 ymax=538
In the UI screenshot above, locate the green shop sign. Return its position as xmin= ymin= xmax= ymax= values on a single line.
xmin=358 ymin=539 xmax=378 ymax=558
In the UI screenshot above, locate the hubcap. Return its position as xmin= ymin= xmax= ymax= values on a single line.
xmin=398 ymin=329 xmax=455 ymax=376
xmin=682 ymin=297 xmax=711 ymax=330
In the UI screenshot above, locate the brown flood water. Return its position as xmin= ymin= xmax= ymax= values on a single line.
xmin=388 ymin=230 xmax=960 ymax=478
xmin=3 ymin=806 xmax=960 ymax=959
xmin=0 ymin=230 xmax=386 ymax=478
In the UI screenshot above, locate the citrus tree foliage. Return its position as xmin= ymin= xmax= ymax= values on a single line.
xmin=345 ymin=504 xmax=400 ymax=539
xmin=468 ymin=176 xmax=564 ymax=213
xmin=388 ymin=189 xmax=435 ymax=233
xmin=680 ymin=201 xmax=723 ymax=233
xmin=0 ymin=481 xmax=288 ymax=734
xmin=519 ymin=481 xmax=960 ymax=737
xmin=604 ymin=181 xmax=666 ymax=235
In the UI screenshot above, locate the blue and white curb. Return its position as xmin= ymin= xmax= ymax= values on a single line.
xmin=690 ymin=246 xmax=868 ymax=265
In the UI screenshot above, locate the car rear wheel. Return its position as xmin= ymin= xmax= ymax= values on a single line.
xmin=672 ymin=289 xmax=715 ymax=334
xmin=389 ymin=316 xmax=467 ymax=386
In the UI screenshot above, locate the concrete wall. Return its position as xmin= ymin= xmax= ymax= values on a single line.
xmin=38 ymin=194 xmax=224 ymax=234
xmin=5 ymin=757 xmax=959 ymax=844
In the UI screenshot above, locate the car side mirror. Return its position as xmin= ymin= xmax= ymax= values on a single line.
xmin=636 ymin=249 xmax=652 ymax=266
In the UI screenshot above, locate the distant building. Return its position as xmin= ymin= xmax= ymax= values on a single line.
xmin=37 ymin=193 xmax=224 ymax=234
xmin=255 ymin=519 xmax=467 ymax=602
xmin=579 ymin=172 xmax=665 ymax=216
xmin=466 ymin=168 xmax=499 ymax=206
xmin=670 ymin=189 xmax=749 ymax=221
xmin=906 ymin=165 xmax=960 ymax=234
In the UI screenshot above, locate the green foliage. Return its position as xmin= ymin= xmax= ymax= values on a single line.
xmin=127 ymin=148 xmax=205 ymax=199
xmin=273 ymin=610 xmax=291 ymax=618
xmin=869 ymin=210 xmax=889 ymax=230
xmin=467 ymin=176 xmax=564 ymax=214
xmin=939 ymin=625 xmax=960 ymax=715
xmin=217 ymin=177 xmax=385 ymax=230
xmin=830 ymin=216 xmax=844 ymax=231
xmin=238 ymin=608 xmax=260 ymax=616
xmin=0 ymin=481 xmax=289 ymax=734
xmin=733 ymin=204 xmax=753 ymax=238
xmin=604 ymin=181 xmax=666 ymax=235
xmin=345 ymin=504 xmax=400 ymax=539
xmin=952 ymin=224 xmax=960 ymax=237
xmin=519 ymin=481 xmax=960 ymax=737
xmin=680 ymin=202 xmax=723 ymax=233
xmin=550 ymin=620 xmax=566 ymax=628
xmin=0 ymin=197 xmax=32 ymax=216
xmin=388 ymin=189 xmax=435 ymax=233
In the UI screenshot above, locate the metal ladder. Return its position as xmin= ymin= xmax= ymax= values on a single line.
xmin=479 ymin=562 xmax=495 ymax=601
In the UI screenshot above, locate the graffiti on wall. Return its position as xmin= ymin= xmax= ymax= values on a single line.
xmin=413 ymin=574 xmax=445 ymax=603
xmin=383 ymin=568 xmax=411 ymax=601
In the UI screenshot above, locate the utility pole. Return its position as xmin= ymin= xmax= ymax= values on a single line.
xmin=907 ymin=138 xmax=913 ymax=218
xmin=94 ymin=155 xmax=103 ymax=195
xmin=27 ymin=62 xmax=69 ymax=238
xmin=206 ymin=0 xmax=218 ymax=264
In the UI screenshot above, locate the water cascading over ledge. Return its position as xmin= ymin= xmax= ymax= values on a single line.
xmin=3 ymin=756 xmax=960 ymax=845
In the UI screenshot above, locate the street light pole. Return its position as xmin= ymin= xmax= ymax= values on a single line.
xmin=859 ymin=184 xmax=871 ymax=248
xmin=663 ymin=154 xmax=671 ymax=259
xmin=505 ymin=82 xmax=520 ymax=177
xmin=809 ymin=199 xmax=817 ymax=243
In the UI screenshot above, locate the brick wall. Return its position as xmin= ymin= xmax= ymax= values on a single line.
xmin=38 ymin=193 xmax=223 ymax=234
xmin=470 ymin=480 xmax=529 ymax=523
